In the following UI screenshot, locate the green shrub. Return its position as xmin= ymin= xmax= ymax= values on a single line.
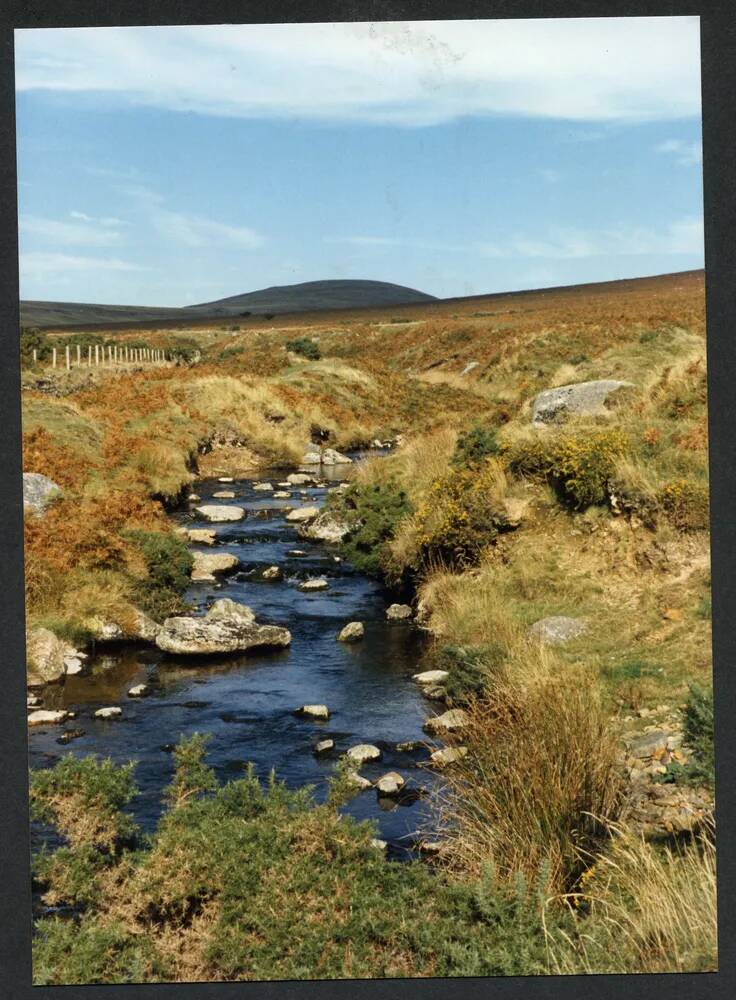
xmin=31 ymin=737 xmax=571 ymax=984
xmin=126 ymin=530 xmax=193 ymax=620
xmin=333 ymin=480 xmax=411 ymax=574
xmin=659 ymin=479 xmax=710 ymax=531
xmin=451 ymin=424 xmax=500 ymax=469
xmin=20 ymin=327 xmax=50 ymax=365
xmin=683 ymin=684 xmax=715 ymax=787
xmin=286 ymin=337 xmax=321 ymax=361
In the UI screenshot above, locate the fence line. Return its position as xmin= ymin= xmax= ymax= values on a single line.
xmin=30 ymin=344 xmax=174 ymax=370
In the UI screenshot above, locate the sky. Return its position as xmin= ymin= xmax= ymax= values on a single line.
xmin=14 ymin=18 xmax=704 ymax=306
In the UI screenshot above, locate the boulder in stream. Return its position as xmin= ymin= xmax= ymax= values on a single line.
xmin=321 ymin=448 xmax=353 ymax=465
xmin=313 ymin=738 xmax=335 ymax=755
xmin=127 ymin=683 xmax=150 ymax=698
xmin=191 ymin=551 xmax=240 ymax=581
xmin=262 ymin=565 xmax=283 ymax=581
xmin=346 ymin=744 xmax=382 ymax=765
xmin=253 ymin=482 xmax=274 ymax=491
xmin=423 ymin=708 xmax=469 ymax=735
xmin=194 ymin=504 xmax=246 ymax=522
xmin=296 ymin=704 xmax=330 ymax=720
xmin=412 ymin=669 xmax=449 ymax=686
xmin=299 ymin=511 xmax=349 ymax=543
xmin=187 ymin=528 xmax=217 ymax=545
xmin=430 ymin=746 xmax=468 ymax=767
xmin=386 ymin=603 xmax=413 ymax=621
xmin=28 ymin=709 xmax=68 ymax=727
xmin=26 ymin=627 xmax=74 ymax=687
xmin=375 ymin=771 xmax=406 ymax=796
xmin=337 ymin=621 xmax=364 ymax=642
xmin=286 ymin=505 xmax=320 ymax=524
xmin=155 ymin=598 xmax=292 ymax=655
xmin=298 ymin=577 xmax=330 ymax=592
xmin=286 ymin=473 xmax=314 ymax=486
xmin=95 ymin=706 xmax=122 ymax=719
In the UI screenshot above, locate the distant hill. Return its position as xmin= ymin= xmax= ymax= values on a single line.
xmin=20 ymin=279 xmax=436 ymax=329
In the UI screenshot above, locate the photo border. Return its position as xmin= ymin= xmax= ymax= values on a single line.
xmin=1 ymin=2 xmax=733 ymax=998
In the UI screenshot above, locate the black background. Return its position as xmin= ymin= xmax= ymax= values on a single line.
xmin=1 ymin=3 xmax=734 ymax=998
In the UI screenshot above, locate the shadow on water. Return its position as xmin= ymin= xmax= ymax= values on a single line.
xmin=28 ymin=457 xmax=443 ymax=863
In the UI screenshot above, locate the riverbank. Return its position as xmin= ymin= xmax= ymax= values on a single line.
xmin=23 ymin=273 xmax=716 ymax=979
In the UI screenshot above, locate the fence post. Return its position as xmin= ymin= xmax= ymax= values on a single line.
xmin=32 ymin=348 xmax=37 ymax=364
xmin=65 ymin=345 xmax=70 ymax=370
xmin=88 ymin=346 xmax=92 ymax=366
xmin=95 ymin=345 xmax=99 ymax=366
xmin=76 ymin=345 xmax=81 ymax=366
xmin=52 ymin=348 xmax=57 ymax=368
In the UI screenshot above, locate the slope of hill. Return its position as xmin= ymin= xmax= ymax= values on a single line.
xmin=20 ymin=279 xmax=436 ymax=328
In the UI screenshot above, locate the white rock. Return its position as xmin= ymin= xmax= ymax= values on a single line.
xmin=423 ymin=709 xmax=469 ymax=735
xmin=346 ymin=744 xmax=382 ymax=765
xmin=212 ymin=490 xmax=236 ymax=499
xmin=375 ymin=772 xmax=406 ymax=796
xmin=528 ymin=616 xmax=586 ymax=645
xmin=27 ymin=695 xmax=42 ymax=708
xmin=386 ymin=604 xmax=413 ymax=621
xmin=314 ymin=738 xmax=335 ymax=755
xmin=337 ymin=622 xmax=365 ymax=642
xmin=297 ymin=704 xmax=330 ymax=720
xmin=218 ymin=477 xmax=234 ymax=482
xmin=370 ymin=838 xmax=388 ymax=851
xmin=262 ymin=565 xmax=283 ymax=581
xmin=28 ymin=709 xmax=67 ymax=727
xmin=63 ymin=656 xmax=86 ymax=677
xmin=412 ymin=669 xmax=449 ymax=685
xmin=273 ymin=491 xmax=291 ymax=499
xmin=94 ymin=706 xmax=122 ymax=720
xmin=301 ymin=451 xmax=322 ymax=466
xmin=127 ymin=683 xmax=150 ymax=698
xmin=287 ymin=549 xmax=307 ymax=557
xmin=321 ymin=448 xmax=353 ymax=465
xmin=191 ymin=551 xmax=240 ymax=582
xmin=187 ymin=528 xmax=217 ymax=545
xmin=286 ymin=473 xmax=314 ymax=485
xmin=298 ymin=577 xmax=329 ymax=592
xmin=195 ymin=504 xmax=245 ymax=523
xmin=253 ymin=482 xmax=274 ymax=491
xmin=299 ymin=512 xmax=349 ymax=543
xmin=188 ymin=493 xmax=201 ymax=502
xmin=156 ymin=599 xmax=291 ymax=655
xmin=286 ymin=506 xmax=320 ymax=524
xmin=430 ymin=746 xmax=468 ymax=767
xmin=347 ymin=772 xmax=373 ymax=791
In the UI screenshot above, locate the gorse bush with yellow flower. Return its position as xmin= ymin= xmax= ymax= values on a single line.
xmin=412 ymin=458 xmax=510 ymax=570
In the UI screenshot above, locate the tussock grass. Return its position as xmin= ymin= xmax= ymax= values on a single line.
xmin=550 ymin=824 xmax=717 ymax=973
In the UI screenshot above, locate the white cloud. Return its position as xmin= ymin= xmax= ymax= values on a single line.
xmin=69 ymin=210 xmax=129 ymax=226
xmin=21 ymin=251 xmax=145 ymax=277
xmin=19 ymin=213 xmax=123 ymax=247
xmin=654 ymin=138 xmax=703 ymax=165
xmin=328 ymin=216 xmax=704 ymax=261
xmin=120 ymin=184 xmax=263 ymax=248
xmin=14 ymin=18 xmax=701 ymax=126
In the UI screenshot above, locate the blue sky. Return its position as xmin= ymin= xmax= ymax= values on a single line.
xmin=14 ymin=18 xmax=703 ymax=306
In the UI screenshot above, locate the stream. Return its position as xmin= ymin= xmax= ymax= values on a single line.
xmin=28 ymin=458 xmax=441 ymax=861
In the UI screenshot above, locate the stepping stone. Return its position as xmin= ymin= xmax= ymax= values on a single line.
xmin=296 ymin=704 xmax=330 ymax=720
xmin=94 ymin=706 xmax=122 ymax=720
xmin=375 ymin=772 xmax=406 ymax=796
xmin=337 ymin=622 xmax=364 ymax=642
xmin=386 ymin=604 xmax=412 ymax=620
xmin=298 ymin=577 xmax=329 ymax=592
xmin=195 ymin=504 xmax=245 ymax=523
xmin=27 ymin=710 xmax=67 ymax=727
xmin=127 ymin=683 xmax=150 ymax=698
xmin=213 ymin=490 xmax=236 ymax=499
xmin=346 ymin=744 xmax=381 ymax=765
xmin=313 ymin=738 xmax=335 ymax=755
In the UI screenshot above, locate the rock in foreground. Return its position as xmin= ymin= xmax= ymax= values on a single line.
xmin=375 ymin=772 xmax=406 ymax=796
xmin=28 ymin=709 xmax=68 ymax=727
xmin=286 ymin=506 xmax=320 ymax=524
xmin=156 ymin=599 xmax=291 ymax=655
xmin=299 ymin=511 xmax=349 ymax=543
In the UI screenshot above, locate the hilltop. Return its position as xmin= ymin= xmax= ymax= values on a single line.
xmin=20 ymin=278 xmax=436 ymax=329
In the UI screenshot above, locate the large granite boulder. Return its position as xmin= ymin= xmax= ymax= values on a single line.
xmin=423 ymin=708 xmax=469 ymax=735
xmin=155 ymin=598 xmax=291 ymax=655
xmin=531 ymin=380 xmax=634 ymax=425
xmin=337 ymin=621 xmax=364 ymax=642
xmin=23 ymin=472 xmax=60 ymax=516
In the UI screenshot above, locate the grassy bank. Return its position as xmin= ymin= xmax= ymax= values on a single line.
xmin=25 ymin=271 xmax=716 ymax=979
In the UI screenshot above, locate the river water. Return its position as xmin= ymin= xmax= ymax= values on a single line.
xmin=28 ymin=460 xmax=441 ymax=858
